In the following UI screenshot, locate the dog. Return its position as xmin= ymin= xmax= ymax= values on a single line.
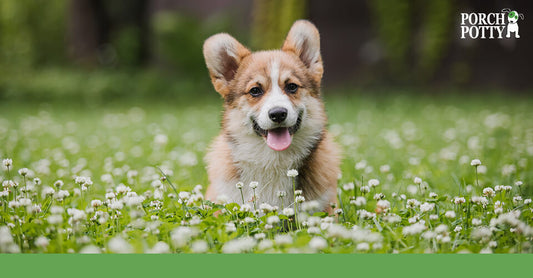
xmin=202 ymin=20 xmax=340 ymax=214
xmin=502 ymin=8 xmax=524 ymax=38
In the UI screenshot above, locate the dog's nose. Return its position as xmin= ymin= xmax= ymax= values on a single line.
xmin=268 ymin=107 xmax=288 ymax=123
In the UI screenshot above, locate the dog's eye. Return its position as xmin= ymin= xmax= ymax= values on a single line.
xmin=285 ymin=83 xmax=299 ymax=94
xmin=249 ymin=87 xmax=263 ymax=97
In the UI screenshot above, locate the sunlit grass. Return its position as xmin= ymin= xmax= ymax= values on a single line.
xmin=1 ymin=88 xmax=532 ymax=253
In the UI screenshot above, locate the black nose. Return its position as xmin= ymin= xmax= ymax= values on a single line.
xmin=268 ymin=107 xmax=288 ymax=123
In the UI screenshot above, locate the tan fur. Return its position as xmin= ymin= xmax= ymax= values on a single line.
xmin=203 ymin=20 xmax=340 ymax=213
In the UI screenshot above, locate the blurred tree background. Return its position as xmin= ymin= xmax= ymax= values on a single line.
xmin=0 ymin=0 xmax=531 ymax=102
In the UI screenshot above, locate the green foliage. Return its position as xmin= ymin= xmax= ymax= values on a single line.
xmin=368 ymin=0 xmax=454 ymax=83
xmin=152 ymin=12 xmax=236 ymax=79
xmin=250 ymin=0 xmax=307 ymax=50
xmin=0 ymin=0 xmax=67 ymax=67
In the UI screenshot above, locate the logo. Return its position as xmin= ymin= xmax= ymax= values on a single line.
xmin=460 ymin=8 xmax=524 ymax=39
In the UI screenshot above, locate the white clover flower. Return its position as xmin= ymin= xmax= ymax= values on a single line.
xmin=249 ymin=181 xmax=258 ymax=189
xmin=18 ymin=168 xmax=29 ymax=176
xmin=308 ymin=237 xmax=328 ymax=250
xmin=308 ymin=227 xmax=321 ymax=234
xmin=483 ymin=187 xmax=495 ymax=198
xmin=429 ymin=192 xmax=438 ymax=198
xmin=512 ymin=196 xmax=523 ymax=204
xmin=368 ymin=179 xmax=380 ymax=187
xmin=350 ymin=196 xmax=366 ymax=207
xmin=240 ymin=204 xmax=252 ymax=212
xmin=524 ymin=199 xmax=532 ymax=205
xmin=471 ymin=227 xmax=492 ymax=242
xmin=47 ymin=214 xmax=63 ymax=225
xmin=515 ymin=181 xmax=523 ymax=187
xmin=413 ymin=177 xmax=422 ymax=185
xmin=109 ymin=199 xmax=124 ymax=210
xmin=402 ymin=222 xmax=427 ymax=236
xmin=2 ymin=158 xmax=13 ymax=168
xmin=429 ymin=214 xmax=439 ymax=221
xmin=294 ymin=190 xmax=303 ymax=196
xmin=287 ymin=169 xmax=298 ymax=177
xmin=334 ymin=208 xmax=343 ymax=215
xmin=454 ymin=226 xmax=462 ymax=233
xmin=376 ymin=200 xmax=390 ymax=212
xmin=503 ymin=185 xmax=512 ymax=191
xmin=225 ymin=222 xmax=237 ymax=233
xmin=301 ymin=200 xmax=320 ymax=212
xmin=18 ymin=198 xmax=32 ymax=207
xmin=91 ymin=199 xmax=103 ymax=208
xmin=8 ymin=201 xmax=21 ymax=209
xmin=453 ymin=197 xmax=466 ymax=205
xmin=235 ymin=182 xmax=244 ymax=189
xmin=264 ymin=224 xmax=273 ymax=230
xmin=277 ymin=191 xmax=286 ymax=198
xmin=108 ymin=237 xmax=133 ymax=253
xmin=115 ymin=184 xmax=131 ymax=194
xmin=146 ymin=242 xmax=170 ymax=254
xmin=356 ymin=242 xmax=370 ymax=251
xmin=41 ymin=187 xmax=55 ymax=198
xmin=470 ymin=159 xmax=481 ymax=166
xmin=373 ymin=193 xmax=385 ymax=200
xmin=445 ymin=211 xmax=456 ymax=219
xmin=253 ymin=233 xmax=266 ymax=240
xmin=357 ymin=209 xmax=375 ymax=220
xmin=360 ymin=186 xmax=370 ymax=193
xmin=295 ymin=195 xmax=305 ymax=203
xmin=55 ymin=190 xmax=70 ymax=201
xmin=422 ymin=231 xmax=436 ymax=240
xmin=343 ymin=182 xmax=354 ymax=191
xmin=189 ymin=240 xmax=208 ymax=253
xmin=154 ymin=134 xmax=168 ymax=146
xmin=178 ymin=191 xmax=191 ymax=200
xmin=171 ymin=227 xmax=198 ymax=248
xmin=259 ymin=203 xmax=274 ymax=213
xmin=355 ymin=160 xmax=367 ymax=170
xmin=244 ymin=217 xmax=255 ymax=224
xmin=380 ymin=165 xmax=391 ymax=173
xmin=222 ymin=237 xmax=256 ymax=253
xmin=274 ymin=234 xmax=293 ymax=245
xmin=282 ymin=207 xmax=295 ymax=216
xmin=406 ymin=199 xmax=420 ymax=209
xmin=384 ymin=214 xmax=401 ymax=224
xmin=471 ymin=196 xmax=489 ymax=208
xmin=306 ymin=217 xmax=321 ymax=227
xmin=472 ymin=218 xmax=482 ymax=226
xmin=50 ymin=206 xmax=64 ymax=215
xmin=34 ymin=236 xmax=50 ymax=249
xmin=105 ymin=192 xmax=116 ymax=200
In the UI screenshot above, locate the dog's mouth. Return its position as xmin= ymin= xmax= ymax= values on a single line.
xmin=252 ymin=111 xmax=303 ymax=151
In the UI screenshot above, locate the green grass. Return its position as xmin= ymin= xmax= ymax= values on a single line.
xmin=0 ymin=70 xmax=532 ymax=253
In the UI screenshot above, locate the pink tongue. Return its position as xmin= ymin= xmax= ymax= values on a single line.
xmin=266 ymin=128 xmax=292 ymax=151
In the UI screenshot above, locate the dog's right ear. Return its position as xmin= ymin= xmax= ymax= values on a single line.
xmin=203 ymin=33 xmax=251 ymax=97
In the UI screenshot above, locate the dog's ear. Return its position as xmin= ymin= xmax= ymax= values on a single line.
xmin=282 ymin=20 xmax=323 ymax=84
xmin=203 ymin=33 xmax=251 ymax=97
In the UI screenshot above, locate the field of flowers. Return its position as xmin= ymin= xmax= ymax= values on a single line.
xmin=1 ymin=90 xmax=532 ymax=253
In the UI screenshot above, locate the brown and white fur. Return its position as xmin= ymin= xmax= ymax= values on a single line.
xmin=202 ymin=20 xmax=340 ymax=213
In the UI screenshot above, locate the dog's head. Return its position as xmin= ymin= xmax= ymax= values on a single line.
xmin=203 ymin=20 xmax=326 ymax=152
xmin=502 ymin=9 xmax=524 ymax=23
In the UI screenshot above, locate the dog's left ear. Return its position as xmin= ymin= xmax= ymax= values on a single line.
xmin=282 ymin=20 xmax=323 ymax=84
xmin=203 ymin=33 xmax=251 ymax=97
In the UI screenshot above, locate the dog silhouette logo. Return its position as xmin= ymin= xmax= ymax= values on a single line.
xmin=502 ymin=8 xmax=524 ymax=38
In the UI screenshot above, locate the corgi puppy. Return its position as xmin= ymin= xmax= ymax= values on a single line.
xmin=202 ymin=20 xmax=340 ymax=213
